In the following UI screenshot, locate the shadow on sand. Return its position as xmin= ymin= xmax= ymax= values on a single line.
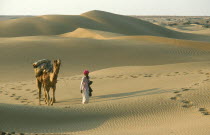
xmin=0 ymin=88 xmax=173 ymax=133
xmin=59 ymin=88 xmax=172 ymax=104
xmin=0 ymin=103 xmax=108 ymax=133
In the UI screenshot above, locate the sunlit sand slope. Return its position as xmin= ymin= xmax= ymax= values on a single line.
xmin=0 ymin=35 xmax=210 ymax=82
xmin=1 ymin=62 xmax=210 ymax=135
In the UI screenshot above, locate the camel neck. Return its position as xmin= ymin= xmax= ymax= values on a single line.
xmin=52 ymin=65 xmax=60 ymax=81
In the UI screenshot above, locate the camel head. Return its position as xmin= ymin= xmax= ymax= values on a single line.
xmin=53 ymin=59 xmax=61 ymax=75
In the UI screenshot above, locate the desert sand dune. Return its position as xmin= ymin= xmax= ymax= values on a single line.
xmin=0 ymin=10 xmax=209 ymax=42
xmin=0 ymin=15 xmax=33 ymax=21
xmin=166 ymin=25 xmax=210 ymax=36
xmin=1 ymin=62 xmax=210 ymax=134
xmin=0 ymin=34 xmax=210 ymax=82
xmin=60 ymin=28 xmax=123 ymax=39
xmin=1 ymin=10 xmax=210 ymax=135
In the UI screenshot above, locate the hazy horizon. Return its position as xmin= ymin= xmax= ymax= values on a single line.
xmin=0 ymin=0 xmax=210 ymax=16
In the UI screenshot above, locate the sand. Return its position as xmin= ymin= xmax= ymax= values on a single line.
xmin=1 ymin=10 xmax=210 ymax=135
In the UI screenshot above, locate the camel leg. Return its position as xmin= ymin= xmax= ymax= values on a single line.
xmin=44 ymin=89 xmax=47 ymax=104
xmin=44 ymin=89 xmax=48 ymax=105
xmin=45 ymin=87 xmax=50 ymax=106
xmin=52 ymin=85 xmax=56 ymax=103
xmin=36 ymin=79 xmax=42 ymax=105
xmin=47 ymin=90 xmax=50 ymax=106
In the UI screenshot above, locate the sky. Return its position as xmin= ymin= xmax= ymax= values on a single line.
xmin=0 ymin=0 xmax=210 ymax=16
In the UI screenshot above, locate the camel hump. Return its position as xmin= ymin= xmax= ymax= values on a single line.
xmin=33 ymin=59 xmax=53 ymax=77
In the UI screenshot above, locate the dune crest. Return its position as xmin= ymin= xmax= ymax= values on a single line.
xmin=0 ymin=10 xmax=209 ymax=42
xmin=60 ymin=28 xmax=123 ymax=39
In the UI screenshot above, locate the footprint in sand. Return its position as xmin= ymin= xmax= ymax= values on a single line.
xmin=199 ymin=108 xmax=207 ymax=111
xmin=198 ymin=70 xmax=204 ymax=74
xmin=202 ymin=112 xmax=210 ymax=115
xmin=174 ymin=91 xmax=180 ymax=93
xmin=10 ymin=94 xmax=16 ymax=97
xmin=203 ymin=79 xmax=209 ymax=82
xmin=116 ymin=75 xmax=124 ymax=78
xmin=170 ymin=93 xmax=182 ymax=101
xmin=130 ymin=75 xmax=138 ymax=78
xmin=182 ymin=104 xmax=193 ymax=108
xmin=199 ymin=108 xmax=210 ymax=115
xmin=181 ymin=100 xmax=193 ymax=108
xmin=182 ymin=88 xmax=190 ymax=91
xmin=181 ymin=100 xmax=192 ymax=104
xmin=107 ymin=76 xmax=115 ymax=78
xmin=176 ymin=94 xmax=182 ymax=97
xmin=183 ymin=72 xmax=189 ymax=75
xmin=166 ymin=73 xmax=172 ymax=76
xmin=171 ymin=95 xmax=181 ymax=100
xmin=20 ymin=101 xmax=26 ymax=103
xmin=193 ymin=83 xmax=199 ymax=86
xmin=26 ymin=89 xmax=31 ymax=91
xmin=15 ymin=96 xmax=21 ymax=100
xmin=144 ymin=74 xmax=152 ymax=77
xmin=170 ymin=97 xmax=178 ymax=100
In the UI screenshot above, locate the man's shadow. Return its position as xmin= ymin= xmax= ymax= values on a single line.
xmin=59 ymin=88 xmax=172 ymax=104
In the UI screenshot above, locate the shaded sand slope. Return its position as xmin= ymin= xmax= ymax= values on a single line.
xmin=0 ymin=15 xmax=33 ymax=21
xmin=0 ymin=10 xmax=209 ymax=42
xmin=81 ymin=11 xmax=210 ymax=42
xmin=1 ymin=35 xmax=210 ymax=82
xmin=0 ymin=14 xmax=107 ymax=37
xmin=1 ymin=62 xmax=210 ymax=134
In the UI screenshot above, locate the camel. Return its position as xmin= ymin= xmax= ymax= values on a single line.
xmin=35 ymin=59 xmax=61 ymax=105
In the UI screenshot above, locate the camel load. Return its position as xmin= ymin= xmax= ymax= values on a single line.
xmin=33 ymin=59 xmax=53 ymax=77
xmin=33 ymin=59 xmax=61 ymax=105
